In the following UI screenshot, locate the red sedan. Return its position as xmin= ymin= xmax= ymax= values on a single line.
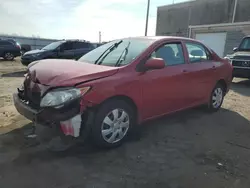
xmin=13 ymin=36 xmax=233 ymax=149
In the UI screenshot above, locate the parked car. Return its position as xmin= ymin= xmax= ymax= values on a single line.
xmin=20 ymin=44 xmax=31 ymax=55
xmin=225 ymin=36 xmax=250 ymax=79
xmin=0 ymin=39 xmax=21 ymax=60
xmin=13 ymin=36 xmax=232 ymax=149
xmin=21 ymin=40 xmax=95 ymax=66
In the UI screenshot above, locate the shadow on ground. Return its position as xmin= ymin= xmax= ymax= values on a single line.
xmin=1 ymin=107 xmax=250 ymax=187
xmin=1 ymin=107 xmax=250 ymax=161
xmin=1 ymin=70 xmax=26 ymax=77
xmin=0 ymin=58 xmax=19 ymax=62
xmin=231 ymin=79 xmax=250 ymax=96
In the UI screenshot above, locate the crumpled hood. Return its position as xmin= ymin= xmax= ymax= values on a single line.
xmin=24 ymin=49 xmax=45 ymax=56
xmin=28 ymin=59 xmax=119 ymax=86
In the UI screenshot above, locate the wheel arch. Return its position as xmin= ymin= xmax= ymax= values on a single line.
xmin=96 ymin=95 xmax=139 ymax=123
xmin=217 ymin=79 xmax=227 ymax=93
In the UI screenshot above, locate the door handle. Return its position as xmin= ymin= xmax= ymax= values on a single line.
xmin=182 ymin=69 xmax=188 ymax=73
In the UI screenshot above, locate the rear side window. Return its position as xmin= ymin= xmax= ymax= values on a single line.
xmin=62 ymin=42 xmax=73 ymax=50
xmin=73 ymin=42 xmax=91 ymax=49
xmin=185 ymin=42 xmax=211 ymax=63
xmin=150 ymin=43 xmax=185 ymax=66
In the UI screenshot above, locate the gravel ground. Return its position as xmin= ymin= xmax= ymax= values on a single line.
xmin=0 ymin=58 xmax=250 ymax=188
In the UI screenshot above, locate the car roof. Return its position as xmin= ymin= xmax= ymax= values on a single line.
xmin=0 ymin=39 xmax=15 ymax=44
xmin=60 ymin=39 xmax=90 ymax=43
xmin=115 ymin=36 xmax=201 ymax=43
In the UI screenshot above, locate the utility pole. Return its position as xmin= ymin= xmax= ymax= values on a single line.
xmin=232 ymin=0 xmax=238 ymax=23
xmin=99 ymin=31 xmax=101 ymax=43
xmin=144 ymin=0 xmax=150 ymax=36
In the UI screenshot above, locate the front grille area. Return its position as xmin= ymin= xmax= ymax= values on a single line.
xmin=26 ymin=90 xmax=41 ymax=109
xmin=232 ymin=60 xmax=250 ymax=68
xmin=22 ymin=77 xmax=42 ymax=110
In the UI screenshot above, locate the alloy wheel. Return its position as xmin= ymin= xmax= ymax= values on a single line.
xmin=5 ymin=53 xmax=14 ymax=60
xmin=212 ymin=87 xmax=223 ymax=108
xmin=101 ymin=108 xmax=130 ymax=144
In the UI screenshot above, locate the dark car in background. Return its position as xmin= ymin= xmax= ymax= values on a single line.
xmin=0 ymin=39 xmax=21 ymax=60
xmin=21 ymin=40 xmax=95 ymax=66
xmin=225 ymin=36 xmax=250 ymax=79
xmin=20 ymin=44 xmax=31 ymax=55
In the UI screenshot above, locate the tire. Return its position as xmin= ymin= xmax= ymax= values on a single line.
xmin=4 ymin=52 xmax=14 ymax=61
xmin=208 ymin=83 xmax=225 ymax=112
xmin=91 ymin=99 xmax=135 ymax=148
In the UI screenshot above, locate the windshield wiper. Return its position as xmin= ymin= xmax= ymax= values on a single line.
xmin=115 ymin=41 xmax=131 ymax=67
xmin=95 ymin=40 xmax=123 ymax=65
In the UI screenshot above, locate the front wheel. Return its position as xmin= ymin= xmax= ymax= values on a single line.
xmin=208 ymin=83 xmax=225 ymax=112
xmin=91 ymin=100 xmax=135 ymax=148
xmin=4 ymin=52 xmax=14 ymax=61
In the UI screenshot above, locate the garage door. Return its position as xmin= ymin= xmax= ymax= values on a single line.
xmin=195 ymin=32 xmax=227 ymax=57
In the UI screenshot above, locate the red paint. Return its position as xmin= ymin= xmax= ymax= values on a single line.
xmin=29 ymin=37 xmax=232 ymax=125
xmin=28 ymin=59 xmax=119 ymax=86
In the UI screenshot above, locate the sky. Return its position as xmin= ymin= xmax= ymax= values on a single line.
xmin=0 ymin=0 xmax=188 ymax=42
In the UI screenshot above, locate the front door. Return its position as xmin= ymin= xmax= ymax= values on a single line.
xmin=58 ymin=42 xmax=75 ymax=59
xmin=140 ymin=42 xmax=192 ymax=120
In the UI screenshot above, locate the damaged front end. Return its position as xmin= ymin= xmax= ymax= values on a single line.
xmin=13 ymin=73 xmax=94 ymax=146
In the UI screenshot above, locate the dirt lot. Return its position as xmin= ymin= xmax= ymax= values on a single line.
xmin=0 ymin=58 xmax=250 ymax=188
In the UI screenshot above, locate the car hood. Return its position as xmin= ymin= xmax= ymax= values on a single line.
xmin=27 ymin=59 xmax=119 ymax=86
xmin=233 ymin=51 xmax=250 ymax=56
xmin=24 ymin=49 xmax=45 ymax=55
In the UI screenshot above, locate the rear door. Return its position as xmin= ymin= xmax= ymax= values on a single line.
xmin=0 ymin=41 xmax=13 ymax=56
xmin=183 ymin=41 xmax=217 ymax=103
xmin=73 ymin=42 xmax=94 ymax=59
xmin=58 ymin=42 xmax=75 ymax=59
xmin=141 ymin=41 xmax=192 ymax=119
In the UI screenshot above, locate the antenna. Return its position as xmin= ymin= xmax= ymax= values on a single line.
xmin=99 ymin=31 xmax=102 ymax=43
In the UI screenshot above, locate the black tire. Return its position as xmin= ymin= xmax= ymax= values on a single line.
xmin=208 ymin=83 xmax=225 ymax=112
xmin=3 ymin=52 xmax=14 ymax=61
xmin=91 ymin=99 xmax=135 ymax=148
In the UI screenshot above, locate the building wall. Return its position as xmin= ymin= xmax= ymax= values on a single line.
xmin=0 ymin=35 xmax=59 ymax=50
xmin=156 ymin=0 xmax=250 ymax=37
xmin=224 ymin=30 xmax=245 ymax=55
xmin=190 ymin=24 xmax=250 ymax=56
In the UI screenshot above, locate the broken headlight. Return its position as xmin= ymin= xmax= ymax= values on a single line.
xmin=40 ymin=87 xmax=90 ymax=108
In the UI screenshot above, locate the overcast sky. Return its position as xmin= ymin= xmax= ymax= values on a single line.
xmin=0 ymin=0 xmax=188 ymax=42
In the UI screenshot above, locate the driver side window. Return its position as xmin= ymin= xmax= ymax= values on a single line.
xmin=150 ymin=43 xmax=185 ymax=66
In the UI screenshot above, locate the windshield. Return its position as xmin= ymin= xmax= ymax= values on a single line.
xmin=239 ymin=37 xmax=250 ymax=51
xmin=78 ymin=38 xmax=154 ymax=67
xmin=42 ymin=41 xmax=63 ymax=50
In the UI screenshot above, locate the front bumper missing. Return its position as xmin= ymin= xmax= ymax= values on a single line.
xmin=13 ymin=93 xmax=83 ymax=137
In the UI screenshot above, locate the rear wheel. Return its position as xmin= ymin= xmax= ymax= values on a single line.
xmin=208 ymin=83 xmax=225 ymax=112
xmin=91 ymin=99 xmax=135 ymax=148
xmin=4 ymin=52 xmax=14 ymax=61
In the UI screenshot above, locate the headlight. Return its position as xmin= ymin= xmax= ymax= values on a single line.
xmin=31 ymin=53 xmax=41 ymax=57
xmin=40 ymin=87 xmax=90 ymax=108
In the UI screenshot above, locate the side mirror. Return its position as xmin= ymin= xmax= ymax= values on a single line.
xmin=233 ymin=47 xmax=238 ymax=52
xmin=144 ymin=58 xmax=165 ymax=70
